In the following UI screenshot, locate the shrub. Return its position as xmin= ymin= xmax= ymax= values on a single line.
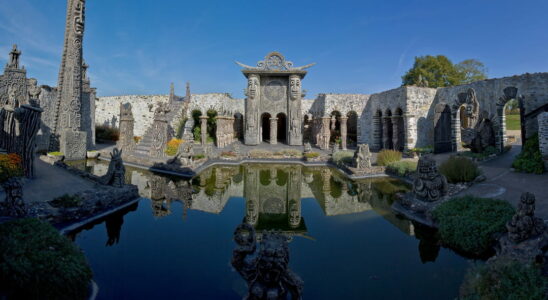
xmin=49 ymin=194 xmax=82 ymax=208
xmin=439 ymin=156 xmax=481 ymax=183
xmin=332 ymin=150 xmax=354 ymax=165
xmin=249 ymin=149 xmax=272 ymax=158
xmin=411 ymin=146 xmax=433 ymax=155
xmin=432 ymin=196 xmax=515 ymax=255
xmin=0 ymin=218 xmax=92 ymax=300
xmin=386 ymin=161 xmax=417 ymax=176
xmin=193 ymin=126 xmax=201 ymax=141
xmin=175 ymin=118 xmax=187 ymax=139
xmin=377 ymin=149 xmax=402 ymax=166
xmin=278 ymin=149 xmax=302 ymax=157
xmin=165 ymin=138 xmax=183 ymax=156
xmin=95 ymin=125 xmax=119 ymax=142
xmin=512 ymin=133 xmax=544 ymax=174
xmin=193 ymin=154 xmax=205 ymax=160
xmin=460 ymin=259 xmax=547 ymax=300
xmin=304 ymin=152 xmax=320 ymax=159
xmin=0 ymin=153 xmax=23 ymax=182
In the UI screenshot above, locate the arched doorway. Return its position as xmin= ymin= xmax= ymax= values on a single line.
xmin=303 ymin=114 xmax=312 ymax=143
xmin=276 ymin=113 xmax=287 ymax=143
xmin=261 ymin=113 xmax=271 ymax=143
xmin=434 ymin=104 xmax=452 ymax=153
xmin=330 ymin=111 xmax=341 ymax=143
xmin=206 ymin=109 xmax=217 ymax=143
xmin=394 ymin=108 xmax=405 ymax=151
xmin=233 ymin=113 xmax=244 ymax=141
xmin=347 ymin=111 xmax=358 ymax=147
xmin=191 ymin=110 xmax=202 ymax=142
xmin=374 ymin=110 xmax=383 ymax=150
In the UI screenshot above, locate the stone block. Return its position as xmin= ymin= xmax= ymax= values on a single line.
xmin=60 ymin=130 xmax=87 ymax=160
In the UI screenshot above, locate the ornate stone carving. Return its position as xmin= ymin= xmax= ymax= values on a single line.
xmin=232 ymin=223 xmax=303 ymax=299
xmin=412 ymin=154 xmax=448 ymax=202
xmin=100 ymin=148 xmax=126 ymax=188
xmin=117 ymin=103 xmax=135 ymax=152
xmin=454 ymin=88 xmax=479 ymax=128
xmin=168 ymin=141 xmax=194 ymax=166
xmin=1 ymin=177 xmax=26 ymax=217
xmin=236 ymin=51 xmax=315 ymax=71
xmin=246 ymin=75 xmax=259 ymax=100
xmin=27 ymin=78 xmax=41 ymax=100
xmin=289 ymin=75 xmax=301 ymax=101
xmin=461 ymin=111 xmax=496 ymax=153
xmin=352 ymin=144 xmax=372 ymax=169
xmin=7 ymin=45 xmax=21 ymax=69
xmin=506 ymin=192 xmax=546 ymax=243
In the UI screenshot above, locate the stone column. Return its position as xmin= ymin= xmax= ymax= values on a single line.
xmin=270 ymin=117 xmax=278 ymax=145
xmin=403 ymin=114 xmax=415 ymax=151
xmin=451 ymin=112 xmax=460 ymax=152
xmin=318 ymin=116 xmax=331 ymax=150
xmin=538 ymin=112 xmax=548 ymax=157
xmin=199 ymin=116 xmax=208 ymax=145
xmin=372 ymin=114 xmax=382 ymax=151
xmin=339 ymin=116 xmax=348 ymax=150
xmin=382 ymin=116 xmax=392 ymax=150
xmin=391 ymin=116 xmax=399 ymax=151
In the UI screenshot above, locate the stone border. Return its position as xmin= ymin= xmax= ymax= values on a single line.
xmin=97 ymin=156 xmax=389 ymax=180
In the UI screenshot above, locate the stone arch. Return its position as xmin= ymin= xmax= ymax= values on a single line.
xmin=206 ymin=109 xmax=218 ymax=143
xmin=276 ymin=112 xmax=287 ymax=143
xmin=346 ymin=111 xmax=358 ymax=148
xmin=496 ymin=86 xmax=524 ymax=151
xmin=233 ymin=113 xmax=244 ymax=141
xmin=393 ymin=108 xmax=405 ymax=151
xmin=303 ymin=114 xmax=313 ymax=143
xmin=329 ymin=111 xmax=341 ymax=144
xmin=260 ymin=113 xmax=271 ymax=143
xmin=434 ymin=103 xmax=453 ymax=153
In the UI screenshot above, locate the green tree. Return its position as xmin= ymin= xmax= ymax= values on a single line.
xmin=402 ymin=55 xmax=488 ymax=88
xmin=455 ymin=59 xmax=488 ymax=84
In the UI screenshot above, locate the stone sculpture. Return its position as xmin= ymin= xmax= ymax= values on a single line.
xmin=1 ymin=177 xmax=26 ymax=217
xmin=506 ymin=192 xmax=546 ymax=243
xmin=352 ymin=144 xmax=372 ymax=169
xmin=100 ymin=148 xmax=125 ymax=188
xmin=232 ymin=223 xmax=303 ymax=299
xmin=168 ymin=141 xmax=194 ymax=166
xmin=117 ymin=102 xmax=135 ymax=152
xmin=412 ymin=154 xmax=448 ymax=202
xmin=149 ymin=103 xmax=170 ymax=158
xmin=461 ymin=112 xmax=496 ymax=153
xmin=303 ymin=142 xmax=312 ymax=153
xmin=51 ymin=0 xmax=90 ymax=160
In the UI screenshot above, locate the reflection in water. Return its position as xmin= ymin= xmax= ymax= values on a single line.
xmin=232 ymin=223 xmax=303 ymax=299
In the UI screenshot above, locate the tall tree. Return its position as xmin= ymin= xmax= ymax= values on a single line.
xmin=455 ymin=59 xmax=488 ymax=84
xmin=402 ymin=55 xmax=488 ymax=88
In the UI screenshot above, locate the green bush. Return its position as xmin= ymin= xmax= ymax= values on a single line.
xmin=0 ymin=218 xmax=92 ymax=300
xmin=377 ymin=149 xmax=402 ymax=166
xmin=432 ymin=196 xmax=515 ymax=255
xmin=95 ymin=125 xmax=119 ymax=142
xmin=175 ymin=118 xmax=187 ymax=139
xmin=386 ymin=161 xmax=417 ymax=176
xmin=411 ymin=146 xmax=433 ymax=155
xmin=332 ymin=150 xmax=354 ymax=165
xmin=304 ymin=152 xmax=320 ymax=159
xmin=193 ymin=126 xmax=201 ymax=141
xmin=439 ymin=156 xmax=481 ymax=183
xmin=49 ymin=194 xmax=82 ymax=208
xmin=512 ymin=133 xmax=544 ymax=174
xmin=460 ymin=259 xmax=547 ymax=300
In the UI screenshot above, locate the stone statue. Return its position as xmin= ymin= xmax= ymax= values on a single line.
xmin=506 ymin=192 xmax=546 ymax=243
xmin=1 ymin=177 xmax=26 ymax=217
xmin=27 ymin=78 xmax=41 ymax=100
xmin=352 ymin=144 xmax=372 ymax=169
xmin=289 ymin=75 xmax=301 ymax=101
xmin=7 ymin=44 xmax=21 ymax=69
xmin=412 ymin=155 xmax=448 ymax=202
xmin=232 ymin=223 xmax=304 ymax=299
xmin=168 ymin=141 xmax=194 ymax=166
xmin=154 ymin=102 xmax=170 ymax=119
xmin=303 ymin=142 xmax=312 ymax=153
xmin=246 ymin=75 xmax=259 ymax=100
xmin=461 ymin=112 xmax=496 ymax=153
xmin=100 ymin=148 xmax=125 ymax=188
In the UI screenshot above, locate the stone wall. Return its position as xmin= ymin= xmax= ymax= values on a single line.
xmin=96 ymin=95 xmax=169 ymax=137
xmin=538 ymin=112 xmax=548 ymax=157
xmin=187 ymin=93 xmax=245 ymax=116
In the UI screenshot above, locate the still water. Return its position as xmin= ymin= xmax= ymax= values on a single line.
xmin=68 ymin=160 xmax=470 ymax=299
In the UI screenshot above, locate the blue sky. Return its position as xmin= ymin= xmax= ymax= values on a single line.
xmin=0 ymin=0 xmax=547 ymax=98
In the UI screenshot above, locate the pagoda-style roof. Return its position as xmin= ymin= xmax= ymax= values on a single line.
xmin=236 ymin=51 xmax=315 ymax=77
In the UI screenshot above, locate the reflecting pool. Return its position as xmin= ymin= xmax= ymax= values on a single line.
xmin=69 ymin=160 xmax=471 ymax=299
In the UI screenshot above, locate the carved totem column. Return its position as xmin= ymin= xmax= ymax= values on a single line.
xmin=270 ymin=117 xmax=278 ymax=145
xmin=288 ymin=75 xmax=303 ymax=146
xmin=339 ymin=116 xmax=348 ymax=150
xmin=117 ymin=103 xmax=135 ymax=152
xmin=55 ymin=0 xmax=89 ymax=160
xmin=200 ymin=115 xmax=208 ymax=146
xmin=287 ymin=166 xmax=302 ymax=229
xmin=244 ymin=75 xmax=260 ymax=145
xmin=318 ymin=116 xmax=331 ymax=150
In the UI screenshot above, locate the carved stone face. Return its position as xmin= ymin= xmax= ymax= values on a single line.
xmin=290 ymin=76 xmax=301 ymax=100
xmin=73 ymin=0 xmax=85 ymax=36
xmin=288 ymin=202 xmax=300 ymax=228
xmin=246 ymin=201 xmax=258 ymax=225
xmin=247 ymin=76 xmax=258 ymax=99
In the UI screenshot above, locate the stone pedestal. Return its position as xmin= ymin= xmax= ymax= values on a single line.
xmin=118 ymin=103 xmax=135 ymax=152
xmin=340 ymin=116 xmax=348 ymax=150
xmin=270 ymin=117 xmax=278 ymax=145
xmin=200 ymin=116 xmax=208 ymax=145
xmin=149 ymin=119 xmax=169 ymax=158
xmin=60 ymin=130 xmax=87 ymax=160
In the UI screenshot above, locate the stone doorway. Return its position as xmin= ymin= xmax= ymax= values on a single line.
xmin=261 ymin=113 xmax=271 ymax=143
xmin=277 ymin=113 xmax=287 ymax=143
xmin=434 ymin=104 xmax=452 ymax=153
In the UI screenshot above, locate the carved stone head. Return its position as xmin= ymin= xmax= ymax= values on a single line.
xmin=73 ymin=0 xmax=85 ymax=36
xmin=290 ymin=75 xmax=301 ymax=101
xmin=417 ymin=154 xmax=438 ymax=180
xmin=247 ymin=75 xmax=259 ymax=99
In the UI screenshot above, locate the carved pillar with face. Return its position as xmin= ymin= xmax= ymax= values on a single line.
xmin=73 ymin=0 xmax=85 ymax=38
xmin=289 ymin=75 xmax=301 ymax=101
xmin=247 ymin=75 xmax=259 ymax=100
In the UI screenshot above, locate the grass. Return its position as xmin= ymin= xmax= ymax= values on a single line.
xmin=47 ymin=151 xmax=64 ymax=156
xmin=0 ymin=218 xmax=93 ymax=300
xmin=304 ymin=152 xmax=320 ymax=159
xmin=95 ymin=125 xmax=119 ymax=142
xmin=432 ymin=196 xmax=515 ymax=255
xmin=505 ymin=113 xmax=521 ymax=131
xmin=377 ymin=149 xmax=402 ymax=166
xmin=386 ymin=160 xmax=417 ymax=176
xmin=439 ymin=156 xmax=481 ymax=183
xmin=332 ymin=150 xmax=354 ymax=165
